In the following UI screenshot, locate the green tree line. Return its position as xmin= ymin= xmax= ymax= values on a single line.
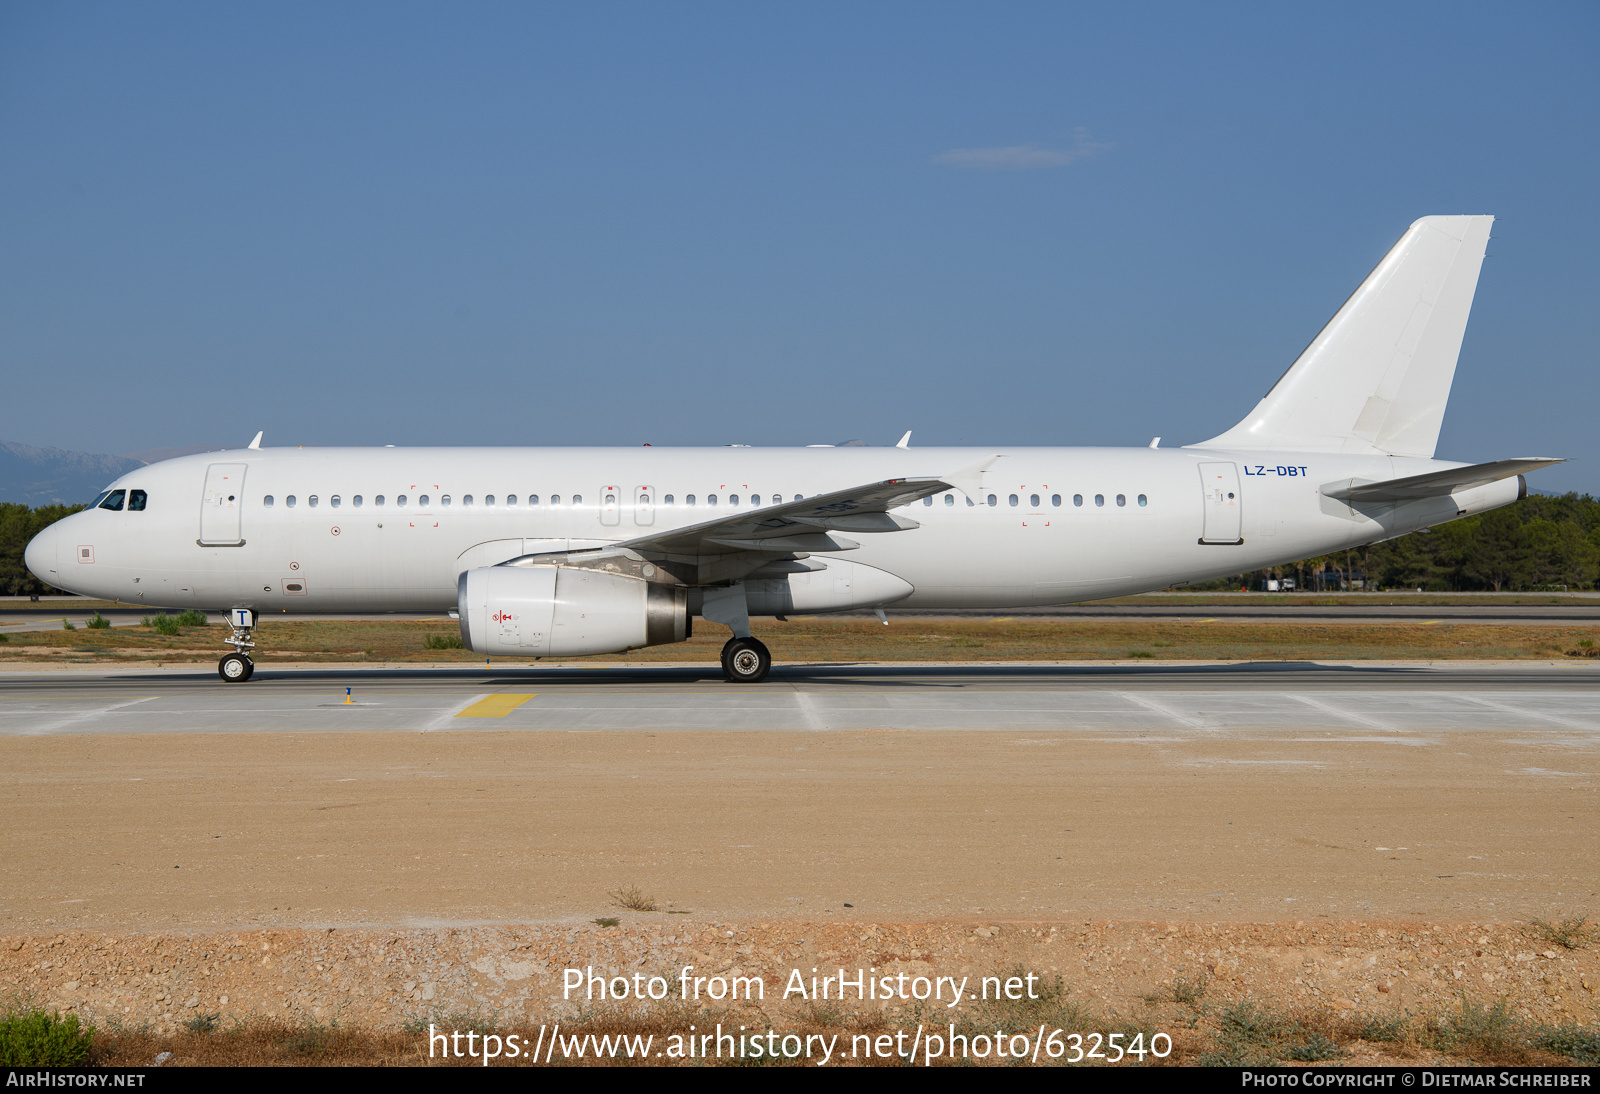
xmin=1209 ymin=492 xmax=1600 ymax=592
xmin=3 ymin=495 xmax=1598 ymax=599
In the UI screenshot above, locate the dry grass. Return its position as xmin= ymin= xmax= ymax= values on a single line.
xmin=609 ymin=885 xmax=658 ymax=912
xmin=1 ymin=617 xmax=1595 ymax=665
xmin=1529 ymin=915 xmax=1598 ymax=950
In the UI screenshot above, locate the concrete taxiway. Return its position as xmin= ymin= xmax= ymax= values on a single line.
xmin=2 ymin=661 xmax=1598 ymax=736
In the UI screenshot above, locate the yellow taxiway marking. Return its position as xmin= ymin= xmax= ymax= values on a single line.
xmin=454 ymin=693 xmax=536 ymax=719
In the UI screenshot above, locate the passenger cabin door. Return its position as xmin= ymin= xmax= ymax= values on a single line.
xmin=1198 ymin=462 xmax=1243 ymax=545
xmin=634 ymin=485 xmax=655 ymax=526
xmin=599 ymin=485 xmax=621 ymax=527
xmin=199 ymin=463 xmax=247 ymax=546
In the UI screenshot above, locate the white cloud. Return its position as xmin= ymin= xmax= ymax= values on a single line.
xmin=933 ymin=128 xmax=1108 ymax=170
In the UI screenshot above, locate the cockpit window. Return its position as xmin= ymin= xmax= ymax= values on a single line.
xmin=98 ymin=490 xmax=126 ymax=511
xmin=90 ymin=491 xmax=112 ymax=508
xmin=128 ymin=490 xmax=148 ymax=511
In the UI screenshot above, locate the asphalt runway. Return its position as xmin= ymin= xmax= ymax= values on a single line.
xmin=3 ymin=661 xmax=1598 ymax=736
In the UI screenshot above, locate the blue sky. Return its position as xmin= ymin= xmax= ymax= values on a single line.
xmin=2 ymin=3 xmax=1596 ymax=491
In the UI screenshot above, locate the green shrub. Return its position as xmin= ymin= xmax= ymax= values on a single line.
xmin=0 ymin=1009 xmax=95 ymax=1066
xmin=144 ymin=614 xmax=181 ymax=636
xmin=175 ymin=609 xmax=208 ymax=627
xmin=1535 ymin=1025 xmax=1600 ymax=1065
xmin=85 ymin=613 xmax=111 ymax=629
xmin=184 ymin=1011 xmax=220 ymax=1034
xmin=0 ymin=632 xmax=9 ymax=643
xmin=425 ymin=633 xmax=464 ymax=650
xmin=61 ymin=620 xmax=76 ymax=631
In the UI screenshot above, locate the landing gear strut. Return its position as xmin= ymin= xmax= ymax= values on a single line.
xmin=219 ymin=608 xmax=256 ymax=683
xmin=721 ymin=636 xmax=771 ymax=683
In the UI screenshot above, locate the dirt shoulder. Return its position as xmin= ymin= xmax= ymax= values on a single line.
xmin=5 ymin=919 xmax=1597 ymax=1066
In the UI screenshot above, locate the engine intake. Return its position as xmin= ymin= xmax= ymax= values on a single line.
xmin=458 ymin=566 xmax=687 ymax=657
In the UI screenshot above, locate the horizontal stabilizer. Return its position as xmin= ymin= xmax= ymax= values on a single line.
xmin=1321 ymin=457 xmax=1564 ymax=503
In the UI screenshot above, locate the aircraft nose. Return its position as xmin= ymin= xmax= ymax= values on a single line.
xmin=24 ymin=522 xmax=60 ymax=585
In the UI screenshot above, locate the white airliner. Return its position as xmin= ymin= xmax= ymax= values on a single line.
xmin=25 ymin=215 xmax=1562 ymax=683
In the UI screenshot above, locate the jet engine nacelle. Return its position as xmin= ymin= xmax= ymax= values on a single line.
xmin=458 ymin=565 xmax=688 ymax=657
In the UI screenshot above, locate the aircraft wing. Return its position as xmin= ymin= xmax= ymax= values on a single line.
xmin=615 ymin=476 xmax=950 ymax=560
xmin=1321 ymin=457 xmax=1565 ymax=503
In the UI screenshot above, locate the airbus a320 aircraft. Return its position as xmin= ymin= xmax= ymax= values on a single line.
xmin=26 ymin=216 xmax=1562 ymax=683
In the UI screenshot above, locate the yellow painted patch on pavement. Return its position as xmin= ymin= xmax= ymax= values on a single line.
xmin=454 ymin=693 xmax=536 ymax=719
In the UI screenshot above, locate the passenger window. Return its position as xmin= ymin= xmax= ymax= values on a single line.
xmin=1095 ymin=494 xmax=1104 ymax=507
xmin=264 ymin=495 xmax=275 ymax=508
xmin=127 ymin=489 xmax=147 ymax=511
xmin=708 ymin=494 xmax=718 ymax=506
xmin=375 ymin=495 xmax=385 ymax=507
xmin=572 ymin=495 xmax=582 ymax=506
xmin=550 ymin=495 xmax=561 ymax=506
xmin=1008 ymin=494 xmax=1018 ymax=507
xmin=944 ymin=494 xmax=954 ymax=506
xmin=1073 ymin=494 xmax=1083 ymax=507
xmin=1051 ymin=494 xmax=1061 ymax=507
xmin=605 ymin=493 xmax=616 ymax=504
xmin=309 ymin=496 xmax=320 ymax=508
xmin=664 ymin=495 xmax=674 ymax=505
xmin=353 ymin=496 xmax=363 ymax=508
xmin=1116 ymin=494 xmax=1126 ymax=507
xmin=463 ymin=495 xmax=473 ymax=507
xmin=728 ymin=495 xmax=739 ymax=507
xmin=504 ymin=495 xmax=515 ymax=507
xmin=98 ymin=490 xmax=126 ymax=511
xmin=793 ymin=494 xmax=803 ymax=502
xmin=396 ymin=495 xmax=406 ymax=507
xmin=1138 ymin=494 xmax=1148 ymax=507
xmin=772 ymin=495 xmax=781 ymax=505
xmin=331 ymin=495 xmax=341 ymax=508
xmin=287 ymin=496 xmax=297 ymax=508
xmin=418 ymin=495 xmax=429 ymax=507
xmin=986 ymin=494 xmax=996 ymax=507
xmin=440 ymin=496 xmax=450 ymax=507
xmin=686 ymin=495 xmax=696 ymax=506
xmin=923 ymin=496 xmax=933 ymax=507
xmin=1029 ymin=494 xmax=1039 ymax=507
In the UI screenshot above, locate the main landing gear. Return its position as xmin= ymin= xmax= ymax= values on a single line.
xmin=219 ymin=608 xmax=256 ymax=683
xmin=721 ymin=636 xmax=771 ymax=683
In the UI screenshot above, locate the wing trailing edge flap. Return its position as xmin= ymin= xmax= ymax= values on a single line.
xmin=498 ymin=456 xmax=1003 ymax=584
xmin=618 ymin=476 xmax=952 ymax=563
xmin=1321 ymin=457 xmax=1564 ymax=503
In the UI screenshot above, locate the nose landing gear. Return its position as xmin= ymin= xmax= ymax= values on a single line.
xmin=219 ymin=607 xmax=256 ymax=683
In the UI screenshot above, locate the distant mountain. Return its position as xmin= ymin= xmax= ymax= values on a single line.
xmin=0 ymin=440 xmax=221 ymax=506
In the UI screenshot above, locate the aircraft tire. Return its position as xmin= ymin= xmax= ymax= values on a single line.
xmin=219 ymin=653 xmax=253 ymax=683
xmin=722 ymin=637 xmax=771 ymax=684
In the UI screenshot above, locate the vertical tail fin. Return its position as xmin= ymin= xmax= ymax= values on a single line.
xmin=1192 ymin=215 xmax=1493 ymax=458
